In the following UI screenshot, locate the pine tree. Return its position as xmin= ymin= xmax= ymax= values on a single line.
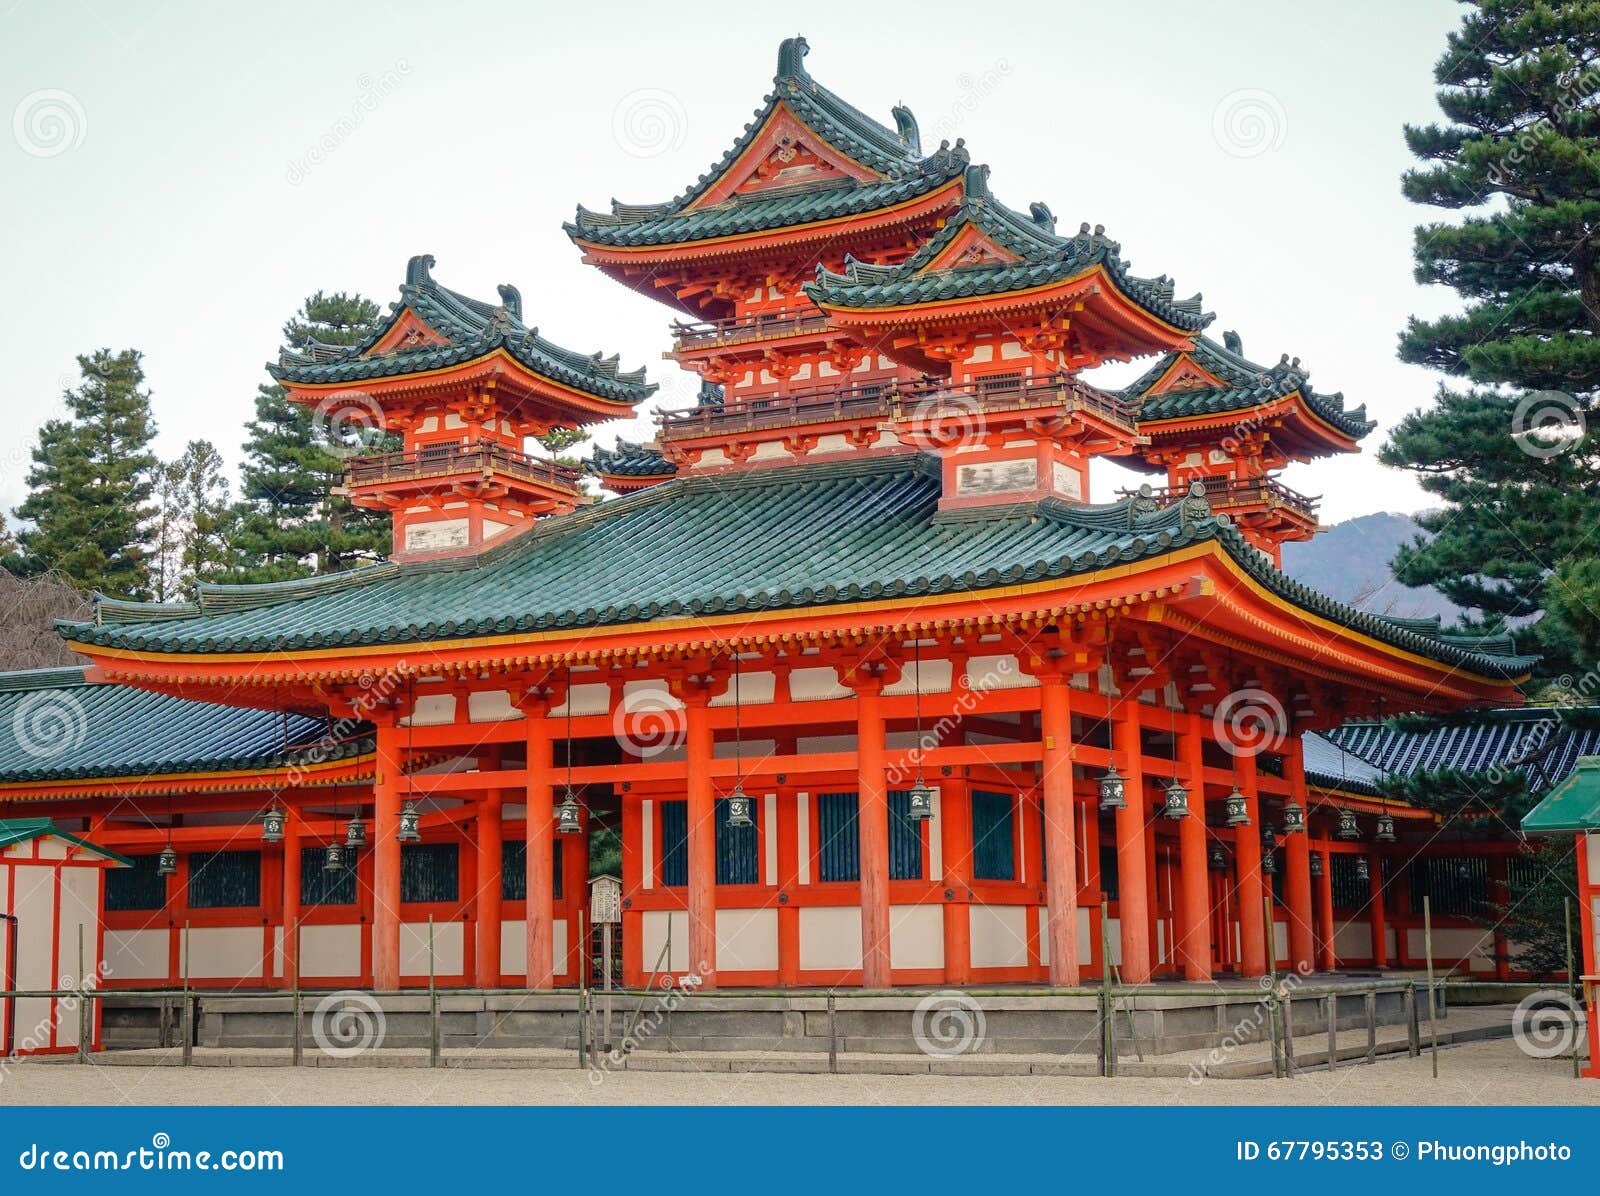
xmin=1380 ymin=0 xmax=1600 ymax=676
xmin=152 ymin=440 xmax=232 ymax=601
xmin=13 ymin=349 xmax=158 ymax=598
xmin=225 ymin=292 xmax=389 ymax=581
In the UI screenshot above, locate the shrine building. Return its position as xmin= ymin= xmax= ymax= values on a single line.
xmin=0 ymin=38 xmax=1546 ymax=1000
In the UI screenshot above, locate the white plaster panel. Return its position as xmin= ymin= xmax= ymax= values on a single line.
xmin=889 ymin=904 xmax=943 ymax=969
xmin=883 ymin=659 xmax=953 ymax=696
xmin=104 ymin=929 xmax=170 ymax=982
xmin=404 ymin=518 xmax=470 ymax=554
xmin=716 ymin=908 xmax=778 ymax=971
xmin=1333 ymin=919 xmax=1370 ymax=960
xmin=181 ymin=927 xmax=263 ymax=980
xmin=789 ymin=667 xmax=850 ymax=701
xmin=927 ymin=790 xmax=943 ymax=877
xmin=405 ymin=693 xmax=457 ymax=726
xmin=402 ymin=921 xmax=463 ymax=976
xmin=468 ymin=689 xmax=522 ymax=722
xmin=641 ymin=799 xmax=654 ymax=891
xmin=970 ymin=904 xmax=1029 ymax=969
xmin=710 ymin=671 xmax=775 ymax=706
xmin=800 ymin=906 xmax=862 ymax=970
xmin=57 ymin=867 xmax=99 ymax=988
xmin=763 ymin=794 xmax=778 ymax=885
xmin=965 ymin=655 xmax=1034 ymax=690
xmin=11 ymin=863 xmax=53 ymax=1044
xmin=641 ymin=909 xmax=689 ymax=973
xmin=549 ymin=682 xmax=612 ymax=717
xmin=495 ymin=919 xmax=568 ymax=977
xmin=796 ymin=793 xmax=811 ymax=885
xmin=300 ymin=924 xmax=361 ymax=978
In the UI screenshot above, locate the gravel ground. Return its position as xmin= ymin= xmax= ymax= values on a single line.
xmin=0 ymin=1039 xmax=1594 ymax=1106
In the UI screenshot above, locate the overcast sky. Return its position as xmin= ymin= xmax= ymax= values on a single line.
xmin=1 ymin=0 xmax=1471 ymax=525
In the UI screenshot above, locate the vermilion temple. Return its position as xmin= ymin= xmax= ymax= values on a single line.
xmin=0 ymin=39 xmax=1563 ymax=1018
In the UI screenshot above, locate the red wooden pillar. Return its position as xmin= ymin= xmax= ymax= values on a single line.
xmin=1112 ymin=700 xmax=1151 ymax=983
xmin=683 ymin=693 xmax=718 ymax=988
xmin=1039 ymin=674 xmax=1079 ymax=985
xmin=940 ymin=780 xmax=972 ymax=984
xmin=1316 ymin=843 xmax=1337 ymax=971
xmin=1176 ymin=713 xmax=1211 ymax=980
xmin=475 ymin=791 xmax=503 ymax=987
xmin=776 ymin=782 xmax=800 ymax=986
xmin=524 ymin=704 xmax=556 ymax=990
xmin=372 ymin=717 xmax=403 ymax=990
xmin=1578 ymin=835 xmax=1599 ymax=1078
xmin=1283 ymin=738 xmax=1315 ymax=974
xmin=856 ymin=678 xmax=891 ymax=988
xmin=1368 ymin=850 xmax=1389 ymax=967
xmin=281 ymin=806 xmax=301 ymax=989
xmin=564 ymin=802 xmax=590 ymax=983
xmin=1236 ymin=751 xmax=1267 ymax=977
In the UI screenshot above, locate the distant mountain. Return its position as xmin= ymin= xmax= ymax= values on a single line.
xmin=1280 ymin=512 xmax=1467 ymax=623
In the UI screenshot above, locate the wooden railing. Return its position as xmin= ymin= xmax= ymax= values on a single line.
xmin=671 ymin=307 xmax=834 ymax=351
xmin=346 ymin=441 xmax=582 ymax=491
xmin=1140 ymin=476 xmax=1321 ymax=520
xmin=657 ymin=374 xmax=1137 ymax=440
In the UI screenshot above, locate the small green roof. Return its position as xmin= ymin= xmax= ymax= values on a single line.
xmin=0 ymin=818 xmax=132 ymax=866
xmin=56 ymin=454 xmax=1535 ymax=680
xmin=586 ymin=438 xmax=676 ymax=479
xmin=1523 ymin=756 xmax=1600 ymax=834
xmin=269 ymin=255 xmax=656 ymax=406
xmin=1122 ymin=334 xmax=1375 ymax=440
xmin=804 ymin=166 xmax=1210 ymax=332
xmin=0 ymin=667 xmax=368 ymax=784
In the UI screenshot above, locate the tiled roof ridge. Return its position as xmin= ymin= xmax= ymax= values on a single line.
xmin=586 ymin=438 xmax=676 ymax=478
xmin=0 ymin=665 xmax=90 ymax=693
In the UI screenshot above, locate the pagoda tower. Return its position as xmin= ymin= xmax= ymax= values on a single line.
xmin=1114 ymin=332 xmax=1375 ymax=562
xmin=271 ymin=254 xmax=655 ymax=560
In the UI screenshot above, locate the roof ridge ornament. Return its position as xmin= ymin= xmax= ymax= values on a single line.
xmin=1179 ymin=480 xmax=1213 ymax=528
xmin=497 ymin=283 xmax=522 ymax=321
xmin=406 ymin=253 xmax=435 ymax=285
xmin=776 ymin=35 xmax=810 ymax=83
xmin=1128 ymin=483 xmax=1161 ymax=526
xmin=891 ymin=103 xmax=921 ymax=155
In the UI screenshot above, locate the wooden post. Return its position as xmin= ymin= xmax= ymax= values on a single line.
xmin=1283 ymin=742 xmax=1314 ymax=974
xmin=683 ymin=695 xmax=718 ymax=989
xmin=1368 ymin=850 xmax=1388 ymax=968
xmin=1112 ymin=703 xmax=1151 ymax=983
xmin=1325 ymin=992 xmax=1336 ymax=1071
xmin=1282 ymin=988 xmax=1296 ymax=1076
xmin=1176 ymin=712 xmax=1211 ymax=980
xmin=292 ymin=924 xmax=302 ymax=1067
xmin=1405 ymin=983 xmax=1420 ymax=1057
xmin=1364 ymin=987 xmax=1376 ymax=1063
xmin=428 ymin=915 xmax=439 ymax=1068
xmin=602 ymin=921 xmax=614 ymax=1052
xmin=76 ymin=926 xmax=87 ymax=1063
xmin=475 ymin=791 xmax=504 ymax=988
xmin=372 ymin=719 xmax=404 ymax=991
xmin=1315 ymin=847 xmax=1337 ymax=972
xmin=181 ymin=921 xmax=192 ymax=1067
xmin=855 ymin=679 xmax=892 ymax=988
xmin=1100 ymin=899 xmax=1115 ymax=1078
xmin=282 ymin=809 xmax=302 ymax=989
xmin=827 ymin=993 xmax=838 ymax=1073
xmin=1039 ymin=675 xmax=1079 ymax=985
xmin=1424 ymin=895 xmax=1438 ymax=1079
xmin=1236 ymin=751 xmax=1267 ymax=977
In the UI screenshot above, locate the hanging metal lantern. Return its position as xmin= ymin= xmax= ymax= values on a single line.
xmin=1375 ymin=812 xmax=1396 ymax=843
xmin=1223 ymin=786 xmax=1251 ymax=827
xmin=906 ymin=777 xmax=935 ymax=822
xmin=397 ymin=799 xmax=422 ymax=843
xmin=1161 ymin=778 xmax=1190 ymax=820
xmin=157 ymin=842 xmax=178 ymax=877
xmin=1208 ymin=843 xmax=1228 ymax=871
xmin=1455 ymin=858 xmax=1473 ymax=881
xmin=323 ymin=840 xmax=345 ymax=872
xmin=1354 ymin=855 xmax=1371 ymax=884
xmin=556 ymin=787 xmax=583 ymax=835
xmin=345 ymin=815 xmax=367 ymax=850
xmin=1261 ymin=823 xmax=1277 ymax=851
xmin=1282 ymin=799 xmax=1306 ymax=835
xmin=1336 ymin=808 xmax=1361 ymax=841
xmin=1309 ymin=850 xmax=1323 ymax=879
xmin=1097 ymin=765 xmax=1126 ymax=811
xmin=261 ymin=804 xmax=285 ymax=843
xmin=725 ymin=786 xmax=754 ymax=829
xmin=1262 ymin=849 xmax=1278 ymax=876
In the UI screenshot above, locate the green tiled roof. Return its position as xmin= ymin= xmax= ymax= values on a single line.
xmin=804 ymin=167 xmax=1210 ymax=332
xmin=565 ymin=37 xmax=968 ymax=249
xmin=269 ymin=255 xmax=656 ymax=406
xmin=0 ymin=818 xmax=132 ymax=865
xmin=586 ymin=438 xmax=676 ymax=478
xmin=1123 ymin=334 xmax=1375 ymax=440
xmin=0 ymin=667 xmax=369 ymax=784
xmin=56 ymin=456 xmax=1533 ymax=680
xmin=1523 ymin=757 xmax=1600 ymax=833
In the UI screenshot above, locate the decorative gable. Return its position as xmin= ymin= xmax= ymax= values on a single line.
xmin=367 ymin=308 xmax=452 ymax=357
xmin=688 ymin=107 xmax=882 ymax=209
xmin=923 ymin=223 xmax=1022 ymax=272
xmin=1149 ymin=354 xmax=1225 ymax=395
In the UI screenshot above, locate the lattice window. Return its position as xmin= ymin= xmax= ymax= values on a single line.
xmin=187 ymin=850 xmax=261 ymax=909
